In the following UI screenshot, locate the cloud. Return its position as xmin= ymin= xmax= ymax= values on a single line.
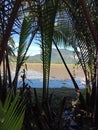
xmin=14 ymin=42 xmax=41 ymax=56
xmin=29 ymin=46 xmax=41 ymax=51
xmin=27 ymin=45 xmax=41 ymax=56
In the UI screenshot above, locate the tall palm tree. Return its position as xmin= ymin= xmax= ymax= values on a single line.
xmin=0 ymin=0 xmax=26 ymax=101
xmin=36 ymin=0 xmax=59 ymax=101
xmin=53 ymin=10 xmax=80 ymax=91
xmin=1 ymin=0 xmax=98 ymax=128
xmin=0 ymin=0 xmax=22 ymax=64
xmin=0 ymin=0 xmax=39 ymax=96
xmin=61 ymin=0 xmax=98 ymax=124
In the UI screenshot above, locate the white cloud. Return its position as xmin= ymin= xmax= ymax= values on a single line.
xmin=29 ymin=46 xmax=41 ymax=51
xmin=15 ymin=42 xmax=19 ymax=47
xmin=27 ymin=45 xmax=41 ymax=56
xmin=14 ymin=42 xmax=41 ymax=56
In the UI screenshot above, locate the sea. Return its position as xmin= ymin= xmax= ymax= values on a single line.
xmin=13 ymin=70 xmax=86 ymax=89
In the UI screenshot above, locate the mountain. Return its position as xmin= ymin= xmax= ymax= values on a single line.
xmin=26 ymin=49 xmax=78 ymax=64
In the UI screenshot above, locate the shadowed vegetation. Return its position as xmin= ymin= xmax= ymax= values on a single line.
xmin=0 ymin=0 xmax=98 ymax=129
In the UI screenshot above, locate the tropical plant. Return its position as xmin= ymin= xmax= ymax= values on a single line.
xmin=32 ymin=0 xmax=59 ymax=102
xmin=0 ymin=90 xmax=25 ymax=130
xmin=35 ymin=0 xmax=98 ymax=126
xmin=0 ymin=0 xmax=23 ymax=103
xmin=0 ymin=0 xmax=22 ymax=64
xmin=1 ymin=0 xmax=98 ymax=129
xmin=12 ymin=15 xmax=38 ymax=95
xmin=53 ymin=9 xmax=81 ymax=91
xmin=61 ymin=0 xmax=98 ymax=125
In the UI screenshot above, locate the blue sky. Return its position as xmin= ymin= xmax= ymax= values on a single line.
xmin=13 ymin=34 xmax=74 ymax=56
xmin=12 ymin=34 xmax=41 ymax=56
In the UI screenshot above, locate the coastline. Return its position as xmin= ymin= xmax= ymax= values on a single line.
xmin=8 ymin=62 xmax=85 ymax=88
xmin=9 ymin=62 xmax=85 ymax=80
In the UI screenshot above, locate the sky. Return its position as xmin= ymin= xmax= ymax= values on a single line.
xmin=13 ymin=34 xmax=74 ymax=56
xmin=12 ymin=34 xmax=41 ymax=56
xmin=15 ymin=42 xmax=74 ymax=56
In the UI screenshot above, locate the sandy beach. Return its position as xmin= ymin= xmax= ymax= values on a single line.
xmin=25 ymin=63 xmax=84 ymax=80
xmin=9 ymin=62 xmax=85 ymax=80
xmin=8 ymin=62 xmax=85 ymax=88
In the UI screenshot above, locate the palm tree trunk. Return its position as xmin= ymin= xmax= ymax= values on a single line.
xmin=93 ymin=53 xmax=98 ymax=125
xmin=0 ymin=55 xmax=7 ymax=103
xmin=6 ymin=51 xmax=12 ymax=88
xmin=0 ymin=0 xmax=22 ymax=65
xmin=80 ymin=0 xmax=98 ymax=50
xmin=53 ymin=39 xmax=79 ymax=91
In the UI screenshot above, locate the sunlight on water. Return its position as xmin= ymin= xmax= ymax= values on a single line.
xmin=16 ymin=70 xmax=85 ymax=88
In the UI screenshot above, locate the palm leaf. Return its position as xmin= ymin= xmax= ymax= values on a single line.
xmin=38 ymin=0 xmax=59 ymax=100
xmin=54 ymin=9 xmax=73 ymax=46
xmin=0 ymin=90 xmax=25 ymax=130
xmin=62 ymin=0 xmax=96 ymax=89
xmin=13 ymin=15 xmax=38 ymax=91
xmin=16 ymin=17 xmax=32 ymax=67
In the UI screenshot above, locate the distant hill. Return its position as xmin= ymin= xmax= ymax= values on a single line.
xmin=26 ymin=49 xmax=78 ymax=64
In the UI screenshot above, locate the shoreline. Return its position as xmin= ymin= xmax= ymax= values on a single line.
xmin=9 ymin=62 xmax=85 ymax=80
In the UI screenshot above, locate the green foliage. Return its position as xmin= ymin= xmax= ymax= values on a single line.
xmin=13 ymin=15 xmax=38 ymax=90
xmin=63 ymin=0 xmax=96 ymax=85
xmin=38 ymin=0 xmax=59 ymax=100
xmin=16 ymin=16 xmax=34 ymax=69
xmin=0 ymin=90 xmax=25 ymax=130
xmin=1 ymin=0 xmax=98 ymax=128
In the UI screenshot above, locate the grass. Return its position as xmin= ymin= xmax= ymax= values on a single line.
xmin=22 ymin=87 xmax=87 ymax=130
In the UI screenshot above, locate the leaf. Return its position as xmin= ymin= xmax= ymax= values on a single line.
xmin=0 ymin=90 xmax=25 ymax=130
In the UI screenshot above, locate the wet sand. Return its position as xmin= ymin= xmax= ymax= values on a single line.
xmin=26 ymin=63 xmax=84 ymax=79
xmin=9 ymin=62 xmax=84 ymax=80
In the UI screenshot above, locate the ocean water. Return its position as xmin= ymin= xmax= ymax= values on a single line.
xmin=15 ymin=70 xmax=85 ymax=88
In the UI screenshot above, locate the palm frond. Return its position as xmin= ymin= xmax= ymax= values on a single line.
xmin=0 ymin=90 xmax=25 ymax=130
xmin=16 ymin=15 xmax=37 ymax=69
xmin=13 ymin=15 xmax=38 ymax=92
xmin=62 ymin=0 xmax=96 ymax=87
xmin=54 ymin=18 xmax=73 ymax=47
xmin=38 ymin=0 xmax=59 ymax=100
